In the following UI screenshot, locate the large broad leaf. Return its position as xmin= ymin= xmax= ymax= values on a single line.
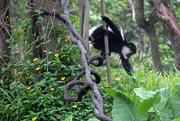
xmin=138 ymin=92 xmax=161 ymax=114
xmin=152 ymin=88 xmax=174 ymax=121
xmin=112 ymin=92 xmax=148 ymax=121
xmin=156 ymin=87 xmax=170 ymax=98
xmin=134 ymin=87 xmax=157 ymax=101
xmin=170 ymin=83 xmax=180 ymax=119
xmin=173 ymin=117 xmax=180 ymax=121
xmin=154 ymin=97 xmax=174 ymax=121
xmin=134 ymin=87 xmax=161 ymax=115
xmin=105 ymin=88 xmax=117 ymax=97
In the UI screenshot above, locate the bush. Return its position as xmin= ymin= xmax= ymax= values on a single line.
xmin=0 ymin=41 xmax=96 ymax=121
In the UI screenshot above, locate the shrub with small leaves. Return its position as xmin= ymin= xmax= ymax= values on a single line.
xmin=0 ymin=18 xmax=94 ymax=120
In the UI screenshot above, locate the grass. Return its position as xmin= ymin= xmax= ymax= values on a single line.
xmin=97 ymin=66 xmax=180 ymax=93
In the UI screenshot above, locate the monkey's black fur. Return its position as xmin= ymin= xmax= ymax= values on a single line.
xmin=89 ymin=16 xmax=136 ymax=75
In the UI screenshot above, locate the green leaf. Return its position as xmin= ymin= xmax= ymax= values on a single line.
xmin=173 ymin=117 xmax=180 ymax=121
xmin=170 ymin=83 xmax=180 ymax=119
xmin=64 ymin=115 xmax=73 ymax=121
xmin=112 ymin=92 xmax=148 ymax=121
xmin=88 ymin=118 xmax=100 ymax=121
xmin=156 ymin=87 xmax=170 ymax=98
xmin=138 ymin=92 xmax=161 ymax=114
xmin=154 ymin=97 xmax=174 ymax=121
xmin=105 ymin=88 xmax=117 ymax=97
xmin=134 ymin=87 xmax=157 ymax=101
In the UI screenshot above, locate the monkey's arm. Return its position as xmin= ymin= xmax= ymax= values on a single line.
xmin=102 ymin=16 xmax=120 ymax=35
xmin=121 ymin=57 xmax=133 ymax=75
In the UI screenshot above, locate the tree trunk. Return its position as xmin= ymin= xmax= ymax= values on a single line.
xmin=132 ymin=0 xmax=163 ymax=72
xmin=78 ymin=0 xmax=89 ymax=50
xmin=152 ymin=0 xmax=180 ymax=70
xmin=144 ymin=23 xmax=162 ymax=71
xmin=29 ymin=0 xmax=65 ymax=58
xmin=0 ymin=0 xmax=11 ymax=64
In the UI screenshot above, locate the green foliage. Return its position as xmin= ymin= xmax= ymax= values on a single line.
xmin=88 ymin=118 xmax=100 ymax=121
xmin=0 ymin=8 xmax=92 ymax=121
xmin=173 ymin=117 xmax=180 ymax=121
xmin=170 ymin=83 xmax=180 ymax=119
xmin=0 ymin=44 xmax=97 ymax=121
xmin=1 ymin=1 xmax=180 ymax=121
xmin=0 ymin=40 xmax=95 ymax=121
xmin=136 ymin=89 xmax=161 ymax=115
xmin=64 ymin=115 xmax=73 ymax=121
xmin=112 ymin=92 xmax=148 ymax=121
xmin=103 ymin=68 xmax=180 ymax=121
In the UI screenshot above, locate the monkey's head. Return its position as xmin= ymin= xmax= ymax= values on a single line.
xmin=121 ymin=43 xmax=136 ymax=59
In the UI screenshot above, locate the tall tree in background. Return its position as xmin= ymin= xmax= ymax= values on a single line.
xmin=152 ymin=0 xmax=180 ymax=70
xmin=28 ymin=0 xmax=65 ymax=58
xmin=132 ymin=0 xmax=163 ymax=72
xmin=132 ymin=0 xmax=180 ymax=71
xmin=0 ymin=0 xmax=11 ymax=64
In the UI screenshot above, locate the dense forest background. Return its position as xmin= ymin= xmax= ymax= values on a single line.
xmin=0 ymin=0 xmax=180 ymax=121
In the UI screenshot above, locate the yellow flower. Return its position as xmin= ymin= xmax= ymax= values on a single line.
xmin=115 ymin=78 xmax=121 ymax=81
xmin=61 ymin=114 xmax=65 ymax=116
xmin=72 ymin=105 xmax=77 ymax=108
xmin=5 ymin=15 xmax=9 ymax=19
xmin=104 ymin=84 xmax=110 ymax=88
xmin=50 ymin=88 xmax=55 ymax=91
xmin=54 ymin=54 xmax=59 ymax=57
xmin=35 ymin=67 xmax=40 ymax=70
xmin=32 ymin=117 xmax=37 ymax=121
xmin=114 ymin=61 xmax=119 ymax=64
xmin=27 ymin=87 xmax=31 ymax=90
xmin=61 ymin=77 xmax=66 ymax=80
xmin=33 ymin=58 xmax=38 ymax=61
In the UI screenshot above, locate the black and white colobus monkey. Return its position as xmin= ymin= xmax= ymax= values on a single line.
xmin=89 ymin=16 xmax=136 ymax=75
